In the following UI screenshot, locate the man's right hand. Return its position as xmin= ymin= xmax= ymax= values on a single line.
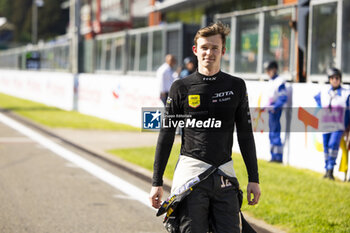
xmin=149 ymin=186 xmax=163 ymax=209
xmin=247 ymin=182 xmax=261 ymax=205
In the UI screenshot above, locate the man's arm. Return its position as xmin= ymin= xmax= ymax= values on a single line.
xmin=344 ymin=94 xmax=350 ymax=130
xmin=272 ymin=83 xmax=288 ymax=110
xmin=157 ymin=67 xmax=165 ymax=93
xmin=314 ymin=92 xmax=322 ymax=108
xmin=152 ymin=123 xmax=177 ymax=187
xmin=344 ymin=94 xmax=350 ymax=146
xmin=149 ymin=125 xmax=176 ymax=208
xmin=149 ymin=80 xmax=183 ymax=208
xmin=235 ymin=80 xmax=261 ymax=205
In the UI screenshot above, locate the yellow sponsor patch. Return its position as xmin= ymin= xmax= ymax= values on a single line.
xmin=188 ymin=95 xmax=200 ymax=108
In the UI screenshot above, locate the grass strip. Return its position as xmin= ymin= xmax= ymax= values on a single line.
xmin=108 ymin=144 xmax=350 ymax=233
xmin=0 ymin=92 xmax=139 ymax=131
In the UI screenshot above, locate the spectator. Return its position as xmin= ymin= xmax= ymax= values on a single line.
xmin=157 ymin=54 xmax=177 ymax=106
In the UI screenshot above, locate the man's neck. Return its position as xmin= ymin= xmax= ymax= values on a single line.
xmin=332 ymin=85 xmax=341 ymax=90
xmin=198 ymin=66 xmax=220 ymax=76
xmin=271 ymin=74 xmax=278 ymax=80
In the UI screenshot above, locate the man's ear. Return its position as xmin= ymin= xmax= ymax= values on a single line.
xmin=192 ymin=45 xmax=197 ymax=55
xmin=222 ymin=47 xmax=226 ymax=55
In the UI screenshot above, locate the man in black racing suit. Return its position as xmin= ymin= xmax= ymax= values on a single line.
xmin=149 ymin=22 xmax=261 ymax=233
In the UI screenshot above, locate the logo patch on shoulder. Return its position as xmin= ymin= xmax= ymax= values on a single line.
xmin=166 ymin=97 xmax=173 ymax=105
xmin=188 ymin=95 xmax=200 ymax=108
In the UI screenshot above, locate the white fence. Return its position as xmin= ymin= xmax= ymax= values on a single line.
xmin=0 ymin=70 xmax=75 ymax=110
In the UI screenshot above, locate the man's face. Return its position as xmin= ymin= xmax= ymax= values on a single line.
xmin=192 ymin=34 xmax=225 ymax=70
xmin=266 ymin=68 xmax=277 ymax=78
xmin=329 ymin=75 xmax=341 ymax=88
xmin=170 ymin=58 xmax=177 ymax=68
xmin=186 ymin=62 xmax=194 ymax=71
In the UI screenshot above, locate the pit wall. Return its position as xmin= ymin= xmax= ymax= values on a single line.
xmin=0 ymin=70 xmax=348 ymax=180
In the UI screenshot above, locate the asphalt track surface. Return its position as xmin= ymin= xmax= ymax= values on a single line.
xmin=0 ymin=113 xmax=166 ymax=233
xmin=0 ymin=111 xmax=279 ymax=233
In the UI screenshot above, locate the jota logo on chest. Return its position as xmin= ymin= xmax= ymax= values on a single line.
xmin=212 ymin=91 xmax=234 ymax=99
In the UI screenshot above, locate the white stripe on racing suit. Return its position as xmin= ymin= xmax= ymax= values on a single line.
xmin=171 ymin=155 xmax=236 ymax=195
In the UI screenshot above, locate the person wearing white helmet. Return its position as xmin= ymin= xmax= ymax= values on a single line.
xmin=264 ymin=61 xmax=288 ymax=163
xmin=314 ymin=68 xmax=350 ymax=180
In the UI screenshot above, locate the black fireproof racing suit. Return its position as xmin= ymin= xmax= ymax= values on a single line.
xmin=152 ymin=70 xmax=259 ymax=233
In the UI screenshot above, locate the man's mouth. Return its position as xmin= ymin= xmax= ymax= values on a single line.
xmin=204 ymin=58 xmax=215 ymax=62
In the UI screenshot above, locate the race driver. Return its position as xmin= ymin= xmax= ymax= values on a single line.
xmin=149 ymin=22 xmax=261 ymax=233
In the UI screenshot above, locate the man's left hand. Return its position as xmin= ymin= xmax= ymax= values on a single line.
xmin=247 ymin=182 xmax=261 ymax=205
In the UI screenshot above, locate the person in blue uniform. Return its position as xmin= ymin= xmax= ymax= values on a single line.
xmin=264 ymin=61 xmax=288 ymax=163
xmin=179 ymin=57 xmax=196 ymax=79
xmin=314 ymin=68 xmax=350 ymax=180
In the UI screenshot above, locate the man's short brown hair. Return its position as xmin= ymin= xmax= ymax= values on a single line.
xmin=193 ymin=22 xmax=230 ymax=48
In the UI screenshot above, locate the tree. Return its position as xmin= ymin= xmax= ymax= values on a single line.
xmin=0 ymin=0 xmax=69 ymax=44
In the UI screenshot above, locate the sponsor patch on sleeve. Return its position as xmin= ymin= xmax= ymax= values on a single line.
xmin=166 ymin=97 xmax=173 ymax=105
